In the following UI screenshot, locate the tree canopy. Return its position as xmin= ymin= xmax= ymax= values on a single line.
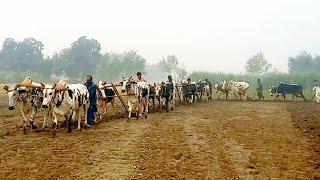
xmin=288 ymin=51 xmax=320 ymax=73
xmin=245 ymin=52 xmax=272 ymax=74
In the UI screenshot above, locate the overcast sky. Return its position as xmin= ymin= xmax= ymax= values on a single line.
xmin=0 ymin=0 xmax=319 ymax=73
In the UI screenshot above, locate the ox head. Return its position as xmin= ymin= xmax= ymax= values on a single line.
xmin=98 ymin=80 xmax=107 ymax=99
xmin=155 ymin=82 xmax=165 ymax=97
xmin=121 ymin=76 xmax=133 ymax=93
xmin=41 ymin=83 xmax=54 ymax=108
xmin=269 ymin=85 xmax=277 ymax=96
xmin=312 ymin=85 xmax=320 ymax=92
xmin=3 ymin=85 xmax=28 ymax=110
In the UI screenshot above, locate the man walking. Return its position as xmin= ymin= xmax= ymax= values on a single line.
xmin=84 ymin=75 xmax=98 ymax=125
xmin=257 ymin=79 xmax=264 ymax=100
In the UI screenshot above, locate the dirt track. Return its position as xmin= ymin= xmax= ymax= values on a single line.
xmin=0 ymin=101 xmax=319 ymax=179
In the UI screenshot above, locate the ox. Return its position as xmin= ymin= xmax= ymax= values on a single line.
xmin=312 ymin=85 xmax=320 ymax=103
xmin=41 ymin=80 xmax=90 ymax=133
xmin=96 ymin=81 xmax=116 ymax=120
xmin=155 ymin=82 xmax=175 ymax=112
xmin=3 ymin=76 xmax=48 ymax=133
xmin=3 ymin=85 xmax=44 ymax=133
xmin=222 ymin=80 xmax=250 ymax=100
xmin=196 ymin=82 xmax=211 ymax=101
xmin=270 ymin=82 xmax=306 ymax=101
xmin=121 ymin=76 xmax=150 ymax=119
xmin=214 ymin=82 xmax=229 ymax=100
xmin=182 ymin=82 xmax=197 ymax=105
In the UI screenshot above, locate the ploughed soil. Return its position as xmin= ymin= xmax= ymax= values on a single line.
xmin=0 ymin=99 xmax=319 ymax=179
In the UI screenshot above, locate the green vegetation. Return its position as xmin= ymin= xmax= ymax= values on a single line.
xmin=0 ymin=36 xmax=319 ymax=87
xmin=190 ymin=71 xmax=320 ymax=91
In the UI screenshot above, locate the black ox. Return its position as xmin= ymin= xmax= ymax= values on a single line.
xmin=270 ymin=82 xmax=306 ymax=101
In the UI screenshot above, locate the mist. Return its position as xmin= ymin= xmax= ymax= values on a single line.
xmin=1 ymin=0 xmax=320 ymax=74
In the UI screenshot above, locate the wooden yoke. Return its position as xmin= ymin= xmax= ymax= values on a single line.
xmin=110 ymin=83 xmax=129 ymax=114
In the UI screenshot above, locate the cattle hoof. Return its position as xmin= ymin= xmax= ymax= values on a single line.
xmin=144 ymin=113 xmax=147 ymax=119
xmin=31 ymin=124 xmax=37 ymax=129
xmin=23 ymin=127 xmax=27 ymax=134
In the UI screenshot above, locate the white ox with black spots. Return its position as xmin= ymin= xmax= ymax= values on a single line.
xmin=96 ymin=80 xmax=116 ymax=120
xmin=222 ymin=80 xmax=250 ymax=100
xmin=312 ymin=85 xmax=320 ymax=103
xmin=121 ymin=76 xmax=150 ymax=119
xmin=3 ymin=84 xmax=45 ymax=133
xmin=41 ymin=80 xmax=90 ymax=133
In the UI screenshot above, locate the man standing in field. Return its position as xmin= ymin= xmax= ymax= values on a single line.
xmin=205 ymin=78 xmax=213 ymax=96
xmin=84 ymin=75 xmax=98 ymax=125
xmin=135 ymin=72 xmax=148 ymax=117
xmin=256 ymin=78 xmax=264 ymax=100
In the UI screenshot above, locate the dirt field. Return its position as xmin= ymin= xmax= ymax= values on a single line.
xmin=0 ymin=95 xmax=320 ymax=179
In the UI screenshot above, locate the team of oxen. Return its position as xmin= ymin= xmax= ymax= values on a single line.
xmin=2 ymin=76 xmax=320 ymax=134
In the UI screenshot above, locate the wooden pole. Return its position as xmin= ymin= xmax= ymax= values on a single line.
xmin=111 ymin=83 xmax=129 ymax=114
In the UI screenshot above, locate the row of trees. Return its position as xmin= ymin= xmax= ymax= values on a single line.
xmin=245 ymin=51 xmax=320 ymax=74
xmin=0 ymin=36 xmax=318 ymax=83
xmin=0 ymin=36 xmax=186 ymax=82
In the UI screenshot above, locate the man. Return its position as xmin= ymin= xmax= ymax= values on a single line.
xmin=84 ymin=75 xmax=98 ymax=125
xmin=135 ymin=72 xmax=147 ymax=117
xmin=187 ymin=78 xmax=191 ymax=84
xmin=205 ymin=78 xmax=213 ymax=98
xmin=256 ymin=79 xmax=264 ymax=100
xmin=135 ymin=72 xmax=147 ymax=82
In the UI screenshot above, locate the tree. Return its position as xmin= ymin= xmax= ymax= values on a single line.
xmin=288 ymin=51 xmax=320 ymax=73
xmin=0 ymin=37 xmax=48 ymax=74
xmin=96 ymin=50 xmax=146 ymax=81
xmin=68 ymin=36 xmax=102 ymax=79
xmin=176 ymin=65 xmax=188 ymax=82
xmin=245 ymin=52 xmax=272 ymax=74
xmin=158 ymin=55 xmax=179 ymax=81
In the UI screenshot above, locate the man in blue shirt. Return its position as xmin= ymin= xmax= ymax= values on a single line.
xmin=84 ymin=75 xmax=98 ymax=125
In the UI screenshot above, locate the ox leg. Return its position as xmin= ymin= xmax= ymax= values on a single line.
xmin=144 ymin=98 xmax=149 ymax=119
xmin=20 ymin=108 xmax=29 ymax=134
xmin=67 ymin=114 xmax=72 ymax=133
xmin=104 ymin=101 xmax=107 ymax=115
xmin=30 ymin=108 xmax=37 ymax=129
xmin=300 ymin=93 xmax=306 ymax=101
xmin=41 ymin=108 xmax=49 ymax=130
xmin=165 ymin=97 xmax=169 ymax=112
xmin=128 ymin=100 xmax=132 ymax=119
xmin=111 ymin=98 xmax=116 ymax=115
xmin=83 ymin=105 xmax=90 ymax=128
xmin=52 ymin=111 xmax=58 ymax=133
xmin=76 ymin=111 xmax=81 ymax=130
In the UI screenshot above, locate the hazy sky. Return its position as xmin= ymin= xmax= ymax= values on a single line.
xmin=0 ymin=0 xmax=320 ymax=73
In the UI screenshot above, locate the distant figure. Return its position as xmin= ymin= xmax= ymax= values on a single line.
xmin=135 ymin=72 xmax=147 ymax=82
xmin=167 ymin=75 xmax=173 ymax=84
xmin=84 ymin=75 xmax=98 ymax=125
xmin=204 ymin=79 xmax=213 ymax=99
xmin=205 ymin=78 xmax=213 ymax=94
xmin=187 ymin=78 xmax=192 ymax=84
xmin=256 ymin=79 xmax=264 ymax=100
